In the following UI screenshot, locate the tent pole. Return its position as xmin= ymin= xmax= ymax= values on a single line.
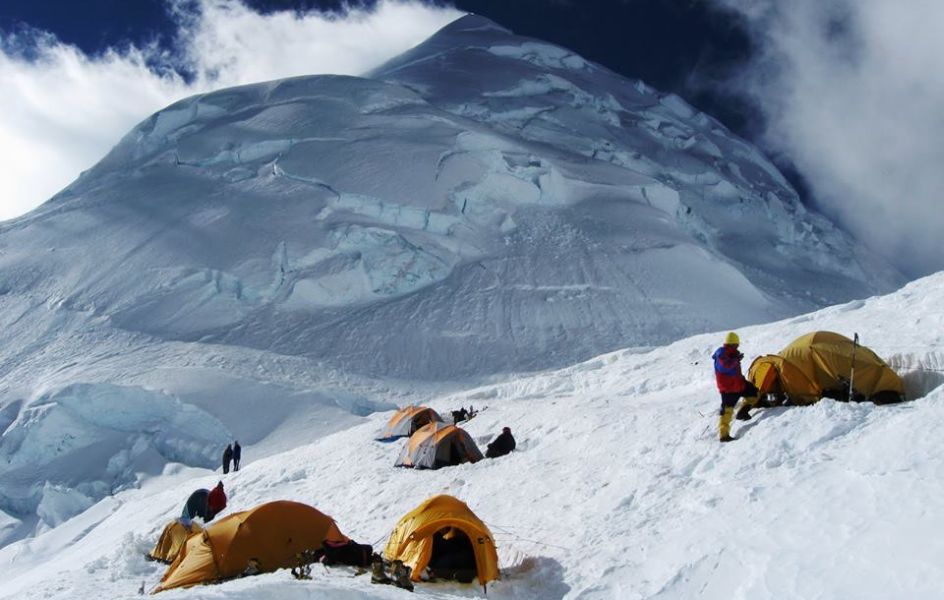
xmin=848 ymin=333 xmax=859 ymax=401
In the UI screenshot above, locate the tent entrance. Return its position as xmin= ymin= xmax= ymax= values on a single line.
xmin=412 ymin=412 xmax=433 ymax=433
xmin=428 ymin=527 xmax=476 ymax=583
xmin=434 ymin=438 xmax=464 ymax=468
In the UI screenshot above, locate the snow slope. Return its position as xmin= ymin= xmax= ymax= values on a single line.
xmin=1 ymin=272 xmax=941 ymax=599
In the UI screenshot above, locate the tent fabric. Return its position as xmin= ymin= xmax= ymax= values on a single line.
xmin=395 ymin=422 xmax=483 ymax=469
xmin=748 ymin=331 xmax=904 ymax=405
xmin=154 ymin=501 xmax=348 ymax=592
xmin=148 ymin=520 xmax=203 ymax=564
xmin=748 ymin=355 xmax=821 ymax=405
xmin=383 ymin=495 xmax=499 ymax=584
xmin=377 ymin=405 xmax=444 ymax=440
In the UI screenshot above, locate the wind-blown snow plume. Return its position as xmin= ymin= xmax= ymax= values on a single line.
xmin=0 ymin=0 xmax=461 ymax=221
xmin=709 ymin=0 xmax=944 ymax=276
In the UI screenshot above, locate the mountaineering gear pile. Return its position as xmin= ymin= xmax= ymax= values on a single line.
xmin=370 ymin=556 xmax=415 ymax=591
xmin=371 ymin=554 xmax=392 ymax=584
xmin=392 ymin=561 xmax=415 ymax=592
xmin=155 ymin=500 xmax=348 ymax=592
xmin=748 ymin=331 xmax=904 ymax=405
xmin=320 ymin=539 xmax=374 ymax=567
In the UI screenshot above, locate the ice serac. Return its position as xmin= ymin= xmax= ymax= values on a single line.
xmin=370 ymin=14 xmax=903 ymax=302
xmin=0 ymin=20 xmax=903 ymax=387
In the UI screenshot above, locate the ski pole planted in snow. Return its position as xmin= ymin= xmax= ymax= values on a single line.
xmin=848 ymin=332 xmax=859 ymax=401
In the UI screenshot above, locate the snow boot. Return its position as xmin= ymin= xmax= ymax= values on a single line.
xmin=392 ymin=560 xmax=414 ymax=592
xmin=720 ymin=434 xmax=736 ymax=443
xmin=735 ymin=406 xmax=752 ymax=421
xmin=371 ymin=554 xmax=392 ymax=585
xmin=718 ymin=406 xmax=734 ymax=440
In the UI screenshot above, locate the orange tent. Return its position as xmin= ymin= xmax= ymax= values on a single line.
xmin=748 ymin=355 xmax=821 ymax=405
xmin=395 ymin=422 xmax=483 ymax=469
xmin=384 ymin=495 xmax=499 ymax=586
xmin=148 ymin=520 xmax=202 ymax=564
xmin=154 ymin=501 xmax=347 ymax=592
xmin=748 ymin=331 xmax=904 ymax=405
xmin=377 ymin=405 xmax=443 ymax=440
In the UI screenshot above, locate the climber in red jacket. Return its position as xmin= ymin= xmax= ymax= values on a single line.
xmin=712 ymin=332 xmax=759 ymax=442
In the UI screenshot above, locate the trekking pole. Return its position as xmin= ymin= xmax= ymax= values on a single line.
xmin=848 ymin=333 xmax=858 ymax=401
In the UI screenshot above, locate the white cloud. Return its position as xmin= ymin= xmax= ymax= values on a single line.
xmin=0 ymin=0 xmax=461 ymax=222
xmin=709 ymin=0 xmax=944 ymax=276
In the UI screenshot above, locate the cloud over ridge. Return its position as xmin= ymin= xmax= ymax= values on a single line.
xmin=0 ymin=0 xmax=461 ymax=221
xmin=709 ymin=0 xmax=944 ymax=276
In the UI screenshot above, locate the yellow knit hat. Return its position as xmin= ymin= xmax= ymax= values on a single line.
xmin=724 ymin=331 xmax=740 ymax=345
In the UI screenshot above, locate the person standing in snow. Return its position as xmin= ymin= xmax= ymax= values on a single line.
xmin=180 ymin=481 xmax=227 ymax=524
xmin=485 ymin=427 xmax=516 ymax=458
xmin=712 ymin=332 xmax=759 ymax=442
xmin=222 ymin=444 xmax=233 ymax=474
xmin=232 ymin=441 xmax=242 ymax=472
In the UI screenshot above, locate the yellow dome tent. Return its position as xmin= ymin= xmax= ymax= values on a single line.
xmin=148 ymin=520 xmax=202 ymax=564
xmin=395 ymin=422 xmax=483 ymax=469
xmin=748 ymin=331 xmax=904 ymax=405
xmin=384 ymin=495 xmax=499 ymax=586
xmin=377 ymin=405 xmax=444 ymax=440
xmin=154 ymin=500 xmax=348 ymax=593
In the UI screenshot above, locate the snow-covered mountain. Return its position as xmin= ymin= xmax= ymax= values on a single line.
xmin=1 ymin=268 xmax=941 ymax=599
xmin=3 ymin=15 xmax=899 ymax=379
xmin=0 ymin=14 xmax=908 ymax=553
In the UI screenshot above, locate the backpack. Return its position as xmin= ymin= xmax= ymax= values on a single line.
xmin=320 ymin=539 xmax=374 ymax=568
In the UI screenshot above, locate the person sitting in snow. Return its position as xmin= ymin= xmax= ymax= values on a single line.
xmin=222 ymin=443 xmax=233 ymax=474
xmin=181 ymin=481 xmax=227 ymax=524
xmin=712 ymin=331 xmax=760 ymax=442
xmin=485 ymin=427 xmax=516 ymax=458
